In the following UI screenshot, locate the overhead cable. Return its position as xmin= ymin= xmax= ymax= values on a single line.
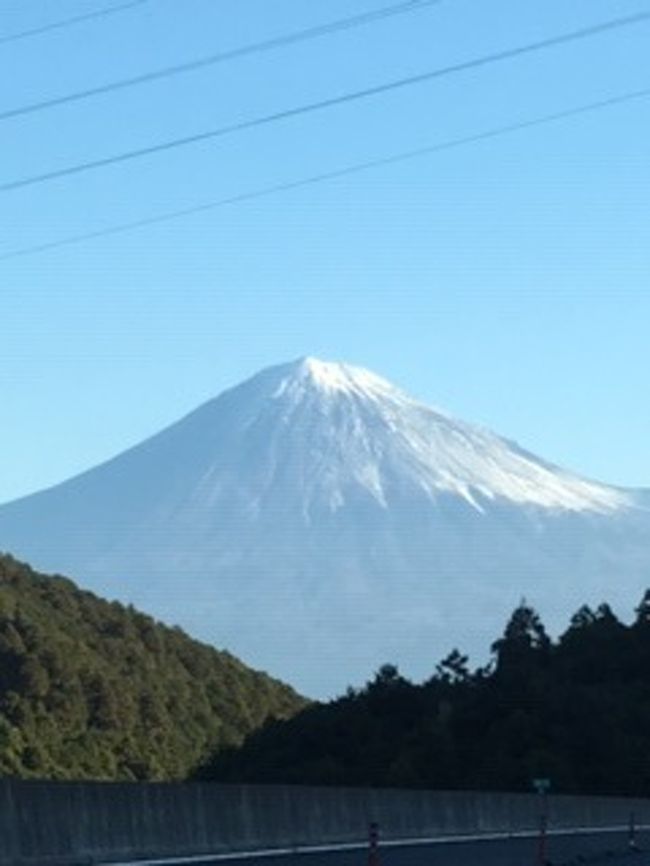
xmin=3 ymin=84 xmax=649 ymax=262
xmin=0 ymin=0 xmax=442 ymax=122
xmin=2 ymin=9 xmax=650 ymax=193
xmin=0 ymin=0 xmax=149 ymax=46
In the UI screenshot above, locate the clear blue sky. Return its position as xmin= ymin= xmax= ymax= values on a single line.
xmin=1 ymin=0 xmax=649 ymax=504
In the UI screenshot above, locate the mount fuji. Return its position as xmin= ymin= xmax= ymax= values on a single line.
xmin=1 ymin=357 xmax=649 ymax=696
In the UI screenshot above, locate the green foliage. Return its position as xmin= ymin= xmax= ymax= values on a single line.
xmin=197 ymin=594 xmax=650 ymax=797
xmin=0 ymin=554 xmax=306 ymax=781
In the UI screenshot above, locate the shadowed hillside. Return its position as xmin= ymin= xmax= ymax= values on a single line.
xmin=197 ymin=593 xmax=650 ymax=797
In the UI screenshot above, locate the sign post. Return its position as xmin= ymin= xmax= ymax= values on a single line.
xmin=368 ymin=821 xmax=380 ymax=866
xmin=629 ymin=811 xmax=637 ymax=851
xmin=532 ymin=778 xmax=551 ymax=866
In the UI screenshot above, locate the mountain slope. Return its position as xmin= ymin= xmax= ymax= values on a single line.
xmin=0 ymin=554 xmax=304 ymax=780
xmin=0 ymin=358 xmax=649 ymax=697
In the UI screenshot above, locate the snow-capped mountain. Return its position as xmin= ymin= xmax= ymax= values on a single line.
xmin=1 ymin=357 xmax=649 ymax=697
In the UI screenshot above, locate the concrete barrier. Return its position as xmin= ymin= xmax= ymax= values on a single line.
xmin=0 ymin=779 xmax=647 ymax=865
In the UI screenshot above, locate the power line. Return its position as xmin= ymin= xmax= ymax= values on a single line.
xmin=2 ymin=84 xmax=649 ymax=262
xmin=2 ymin=9 xmax=649 ymax=193
xmin=0 ymin=0 xmax=149 ymax=46
xmin=0 ymin=0 xmax=443 ymax=123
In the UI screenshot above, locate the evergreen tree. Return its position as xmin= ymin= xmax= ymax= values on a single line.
xmin=0 ymin=554 xmax=306 ymax=780
xmin=198 ymin=589 xmax=650 ymax=798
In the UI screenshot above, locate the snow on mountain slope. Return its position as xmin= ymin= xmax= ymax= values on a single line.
xmin=246 ymin=357 xmax=632 ymax=515
xmin=0 ymin=357 xmax=648 ymax=697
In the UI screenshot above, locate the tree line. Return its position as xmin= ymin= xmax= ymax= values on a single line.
xmin=4 ymin=548 xmax=650 ymax=797
xmin=197 ymin=592 xmax=650 ymax=797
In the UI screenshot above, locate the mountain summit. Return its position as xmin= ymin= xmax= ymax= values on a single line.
xmin=1 ymin=358 xmax=648 ymax=696
xmin=235 ymin=357 xmax=631 ymax=515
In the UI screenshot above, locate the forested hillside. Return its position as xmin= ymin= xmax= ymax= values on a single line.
xmin=198 ymin=593 xmax=650 ymax=797
xmin=0 ymin=555 xmax=305 ymax=780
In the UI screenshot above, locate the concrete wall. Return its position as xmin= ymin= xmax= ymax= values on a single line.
xmin=0 ymin=780 xmax=648 ymax=866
